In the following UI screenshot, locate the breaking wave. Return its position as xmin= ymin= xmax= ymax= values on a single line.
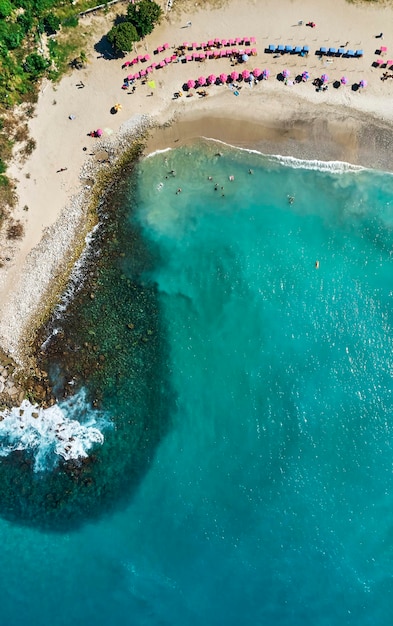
xmin=0 ymin=388 xmax=108 ymax=472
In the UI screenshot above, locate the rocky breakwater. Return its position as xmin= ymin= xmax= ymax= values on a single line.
xmin=0 ymin=347 xmax=54 ymax=412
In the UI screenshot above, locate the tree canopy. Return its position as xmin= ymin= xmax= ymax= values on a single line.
xmin=107 ymin=21 xmax=138 ymax=54
xmin=127 ymin=0 xmax=162 ymax=38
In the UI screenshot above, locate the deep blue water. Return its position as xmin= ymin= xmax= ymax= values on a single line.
xmin=1 ymin=141 xmax=393 ymax=625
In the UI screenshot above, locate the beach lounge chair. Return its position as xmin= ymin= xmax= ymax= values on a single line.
xmin=250 ymin=37 xmax=256 ymax=44
xmin=294 ymin=46 xmax=302 ymax=54
xmin=285 ymin=45 xmax=293 ymax=52
xmin=355 ymin=50 xmax=364 ymax=57
xmin=338 ymin=48 xmax=345 ymax=56
xmin=346 ymin=50 xmax=355 ymax=57
xmin=328 ymin=48 xmax=337 ymax=55
xmin=277 ymin=44 xmax=285 ymax=52
xmin=268 ymin=44 xmax=276 ymax=52
xmin=303 ymin=45 xmax=309 ymax=53
xmin=319 ymin=47 xmax=327 ymax=55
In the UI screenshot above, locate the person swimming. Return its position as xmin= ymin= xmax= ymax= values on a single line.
xmin=288 ymin=195 xmax=295 ymax=205
xmin=315 ymin=260 xmax=320 ymax=269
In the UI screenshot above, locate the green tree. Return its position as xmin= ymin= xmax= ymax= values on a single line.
xmin=127 ymin=0 xmax=162 ymax=38
xmin=43 ymin=12 xmax=61 ymax=35
xmin=23 ymin=52 xmax=49 ymax=79
xmin=107 ymin=22 xmax=138 ymax=54
xmin=0 ymin=0 xmax=12 ymax=19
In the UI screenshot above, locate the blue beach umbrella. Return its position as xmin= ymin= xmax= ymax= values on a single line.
xmin=359 ymin=79 xmax=367 ymax=88
xmin=302 ymin=71 xmax=309 ymax=81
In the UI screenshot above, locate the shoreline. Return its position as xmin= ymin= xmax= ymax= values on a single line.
xmin=2 ymin=0 xmax=393 ymax=389
xmin=143 ymin=95 xmax=393 ymax=174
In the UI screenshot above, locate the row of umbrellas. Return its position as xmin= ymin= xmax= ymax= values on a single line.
xmin=187 ymin=68 xmax=270 ymax=87
xmin=186 ymin=70 xmax=368 ymax=88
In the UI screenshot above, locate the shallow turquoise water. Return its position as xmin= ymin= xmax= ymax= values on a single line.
xmin=1 ymin=142 xmax=393 ymax=624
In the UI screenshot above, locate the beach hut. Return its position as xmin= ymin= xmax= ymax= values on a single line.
xmin=219 ymin=73 xmax=228 ymax=84
xmin=230 ymin=70 xmax=239 ymax=81
xmin=207 ymin=74 xmax=217 ymax=84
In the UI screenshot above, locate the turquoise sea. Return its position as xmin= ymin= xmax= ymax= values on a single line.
xmin=1 ymin=140 xmax=393 ymax=624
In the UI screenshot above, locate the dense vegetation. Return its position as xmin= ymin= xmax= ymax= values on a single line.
xmin=107 ymin=0 xmax=162 ymax=54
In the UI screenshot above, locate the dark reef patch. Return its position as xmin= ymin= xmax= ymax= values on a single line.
xmin=0 ymin=147 xmax=174 ymax=531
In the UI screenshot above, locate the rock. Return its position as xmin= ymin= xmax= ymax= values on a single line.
xmin=32 ymin=412 xmax=39 ymax=418
xmin=127 ymin=323 xmax=135 ymax=329
xmin=18 ymin=391 xmax=25 ymax=404
xmin=0 ymin=382 xmax=4 ymax=393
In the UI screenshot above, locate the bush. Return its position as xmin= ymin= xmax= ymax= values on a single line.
xmin=43 ymin=12 xmax=61 ymax=35
xmin=7 ymin=221 xmax=24 ymax=239
xmin=24 ymin=53 xmax=49 ymax=79
xmin=107 ymin=22 xmax=138 ymax=54
xmin=0 ymin=0 xmax=12 ymax=19
xmin=127 ymin=0 xmax=162 ymax=38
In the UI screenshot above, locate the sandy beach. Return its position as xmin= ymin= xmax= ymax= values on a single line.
xmin=2 ymin=0 xmax=393 ymax=367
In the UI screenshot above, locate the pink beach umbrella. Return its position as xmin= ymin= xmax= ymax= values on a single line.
xmin=387 ymin=59 xmax=393 ymax=67
xmin=359 ymin=79 xmax=367 ymax=88
xmin=127 ymin=74 xmax=134 ymax=81
xmin=159 ymin=60 xmax=166 ymax=68
xmin=165 ymin=57 xmax=171 ymax=64
xmin=207 ymin=74 xmax=217 ymax=84
xmin=262 ymin=68 xmax=270 ymax=79
xmin=144 ymin=54 xmax=150 ymax=61
xmin=282 ymin=69 xmax=290 ymax=78
xmin=197 ymin=76 xmax=206 ymax=86
xmin=186 ymin=55 xmax=192 ymax=62
xmin=252 ymin=68 xmax=262 ymax=77
xmin=96 ymin=129 xmax=103 ymax=137
xmin=251 ymin=48 xmax=257 ymax=56
xmin=146 ymin=66 xmax=153 ymax=73
xmin=321 ymin=73 xmax=328 ymax=83
xmin=242 ymin=69 xmax=250 ymax=80
xmin=207 ymin=39 xmax=214 ymax=47
xmin=163 ymin=43 xmax=169 ymax=49
xmin=230 ymin=70 xmax=239 ymax=81
xmin=221 ymin=39 xmax=228 ymax=46
xmin=219 ymin=73 xmax=228 ymax=83
xmin=340 ymin=76 xmax=348 ymax=85
xmin=187 ymin=79 xmax=196 ymax=89
xmin=140 ymin=69 xmax=147 ymax=76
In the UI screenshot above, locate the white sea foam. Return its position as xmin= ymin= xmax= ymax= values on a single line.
xmin=146 ymin=146 xmax=173 ymax=159
xmin=270 ymin=154 xmax=364 ymax=173
xmin=201 ymin=136 xmax=365 ymax=174
xmin=0 ymin=388 xmax=108 ymax=472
